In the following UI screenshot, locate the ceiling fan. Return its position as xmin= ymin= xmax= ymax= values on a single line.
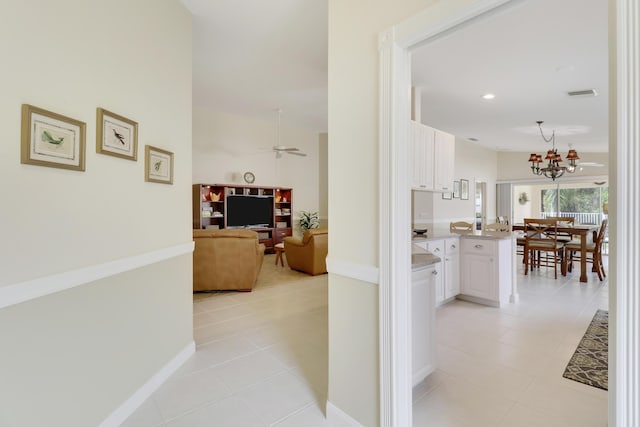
xmin=264 ymin=109 xmax=307 ymax=159
xmin=272 ymin=145 xmax=307 ymax=158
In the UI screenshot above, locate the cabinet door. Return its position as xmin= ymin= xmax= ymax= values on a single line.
xmin=422 ymin=126 xmax=435 ymax=190
xmin=461 ymin=253 xmax=495 ymax=300
xmin=426 ymin=240 xmax=445 ymax=304
xmin=411 ymin=121 xmax=425 ymax=189
xmin=444 ymin=252 xmax=460 ymax=299
xmin=412 ymin=265 xmax=436 ymax=386
xmin=434 ymin=130 xmax=455 ymax=192
xmin=411 ymin=121 xmax=435 ymax=190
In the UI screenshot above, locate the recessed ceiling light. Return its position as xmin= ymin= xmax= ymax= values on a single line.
xmin=482 ymin=93 xmax=495 ymax=100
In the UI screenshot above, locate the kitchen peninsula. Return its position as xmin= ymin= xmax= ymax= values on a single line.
xmin=412 ymin=227 xmax=516 ymax=307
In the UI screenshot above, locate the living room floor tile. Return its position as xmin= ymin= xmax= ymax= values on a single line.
xmin=123 ymin=253 xmax=608 ymax=426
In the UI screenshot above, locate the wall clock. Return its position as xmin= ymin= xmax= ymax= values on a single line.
xmin=243 ymin=171 xmax=255 ymax=184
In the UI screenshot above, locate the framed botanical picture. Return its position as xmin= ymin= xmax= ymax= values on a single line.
xmin=453 ymin=180 xmax=461 ymax=198
xmin=96 ymin=108 xmax=138 ymax=160
xmin=442 ymin=191 xmax=452 ymax=200
xmin=21 ymin=104 xmax=86 ymax=171
xmin=145 ymin=145 xmax=173 ymax=184
xmin=461 ymin=179 xmax=469 ymax=200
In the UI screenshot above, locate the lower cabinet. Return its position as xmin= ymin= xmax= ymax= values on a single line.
xmin=412 ymin=263 xmax=437 ymax=386
xmin=460 ymin=237 xmax=512 ymax=306
xmin=417 ymin=238 xmax=460 ymax=305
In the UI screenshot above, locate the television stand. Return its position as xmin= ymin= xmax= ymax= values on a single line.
xmin=192 ymin=184 xmax=294 ymax=252
xmin=251 ymin=227 xmax=274 ymax=253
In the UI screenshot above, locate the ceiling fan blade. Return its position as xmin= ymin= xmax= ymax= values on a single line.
xmin=273 ymin=145 xmax=299 ymax=152
xmin=287 ymin=151 xmax=307 ymax=157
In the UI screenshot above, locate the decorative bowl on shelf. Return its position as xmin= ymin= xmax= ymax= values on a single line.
xmin=413 ymin=228 xmax=428 ymax=236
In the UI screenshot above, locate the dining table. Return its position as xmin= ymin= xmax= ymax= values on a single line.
xmin=512 ymin=222 xmax=600 ymax=283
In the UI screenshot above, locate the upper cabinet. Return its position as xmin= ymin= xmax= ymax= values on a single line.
xmin=410 ymin=120 xmax=455 ymax=192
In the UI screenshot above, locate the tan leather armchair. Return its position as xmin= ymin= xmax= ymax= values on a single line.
xmin=193 ymin=229 xmax=265 ymax=292
xmin=283 ymin=227 xmax=328 ymax=275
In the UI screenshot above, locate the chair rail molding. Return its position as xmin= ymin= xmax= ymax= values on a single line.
xmin=0 ymin=242 xmax=195 ymax=309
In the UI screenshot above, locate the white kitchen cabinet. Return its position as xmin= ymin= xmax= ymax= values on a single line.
xmin=412 ymin=263 xmax=437 ymax=386
xmin=460 ymin=237 xmax=512 ymax=306
xmin=410 ymin=120 xmax=455 ymax=192
xmin=434 ymin=130 xmax=455 ymax=192
xmin=443 ymin=238 xmax=460 ymax=299
xmin=418 ymin=237 xmax=459 ymax=305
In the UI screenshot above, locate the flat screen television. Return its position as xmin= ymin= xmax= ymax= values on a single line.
xmin=226 ymin=195 xmax=274 ymax=228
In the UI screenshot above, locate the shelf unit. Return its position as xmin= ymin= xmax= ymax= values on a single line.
xmin=192 ymin=184 xmax=293 ymax=252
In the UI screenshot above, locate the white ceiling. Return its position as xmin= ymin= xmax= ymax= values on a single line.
xmin=412 ymin=0 xmax=609 ymax=153
xmin=183 ymin=0 xmax=607 ymax=154
xmin=182 ymin=0 xmax=328 ymax=132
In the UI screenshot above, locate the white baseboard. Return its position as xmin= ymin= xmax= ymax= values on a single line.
xmin=0 ymin=242 xmax=194 ymax=309
xmin=326 ymin=257 xmax=379 ymax=285
xmin=98 ymin=341 xmax=196 ymax=427
xmin=326 ymin=401 xmax=364 ymax=427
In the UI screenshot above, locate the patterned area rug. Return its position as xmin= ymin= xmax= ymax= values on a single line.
xmin=563 ymin=309 xmax=608 ymax=390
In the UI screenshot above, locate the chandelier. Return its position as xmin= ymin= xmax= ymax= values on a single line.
xmin=528 ymin=121 xmax=580 ymax=180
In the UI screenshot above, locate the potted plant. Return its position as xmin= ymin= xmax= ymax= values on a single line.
xmin=299 ymin=211 xmax=320 ymax=232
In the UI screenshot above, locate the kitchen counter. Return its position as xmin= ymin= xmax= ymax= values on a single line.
xmin=413 ymin=229 xmax=514 ymax=241
xmin=411 ymin=243 xmax=441 ymax=270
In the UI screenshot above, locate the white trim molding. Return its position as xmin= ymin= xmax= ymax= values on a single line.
xmin=326 ymin=257 xmax=379 ymax=285
xmin=379 ymin=1 xmax=528 ymax=426
xmin=614 ymin=0 xmax=640 ymax=425
xmin=326 ymin=401 xmax=365 ymax=427
xmin=0 ymin=242 xmax=195 ymax=309
xmin=98 ymin=341 xmax=196 ymax=427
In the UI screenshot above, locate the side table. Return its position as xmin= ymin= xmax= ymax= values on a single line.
xmin=274 ymin=242 xmax=286 ymax=267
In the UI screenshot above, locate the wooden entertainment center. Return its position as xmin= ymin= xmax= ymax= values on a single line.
xmin=192 ymin=183 xmax=293 ymax=252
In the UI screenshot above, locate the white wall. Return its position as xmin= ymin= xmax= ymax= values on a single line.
xmin=319 ymin=132 xmax=329 ymax=228
xmin=192 ymin=107 xmax=322 ymax=235
xmin=0 ymin=1 xmax=193 ymax=425
xmin=413 ymin=138 xmax=498 ymax=232
xmin=328 ymin=0 xmax=441 ymax=425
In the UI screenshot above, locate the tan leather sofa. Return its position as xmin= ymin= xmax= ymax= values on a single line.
xmin=283 ymin=227 xmax=328 ymax=275
xmin=193 ymin=229 xmax=265 ymax=292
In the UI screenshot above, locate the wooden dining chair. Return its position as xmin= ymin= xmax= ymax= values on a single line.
xmin=564 ymin=219 xmax=608 ymax=281
xmin=545 ymin=216 xmax=575 ymax=243
xmin=450 ymin=221 xmax=473 ymax=231
xmin=524 ymin=218 xmax=566 ymax=279
xmin=484 ymin=222 xmax=511 ymax=232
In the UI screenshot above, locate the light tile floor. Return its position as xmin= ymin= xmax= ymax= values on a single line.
xmin=413 ymin=257 xmax=609 ymax=427
xmin=122 ymin=254 xmax=608 ymax=426
xmin=122 ymin=254 xmax=330 ymax=427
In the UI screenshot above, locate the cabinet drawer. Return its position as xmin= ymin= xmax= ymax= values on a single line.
xmin=462 ymin=238 xmax=497 ymax=255
xmin=273 ymin=228 xmax=292 ymax=244
xmin=426 ymin=239 xmax=445 ymax=257
xmin=444 ymin=238 xmax=459 ymax=255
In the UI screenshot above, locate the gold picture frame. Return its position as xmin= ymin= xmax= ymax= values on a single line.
xmin=96 ymin=108 xmax=138 ymax=160
xmin=145 ymin=145 xmax=174 ymax=184
xmin=21 ymin=104 xmax=86 ymax=171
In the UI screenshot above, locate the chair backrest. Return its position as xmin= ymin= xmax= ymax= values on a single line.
xmin=485 ymin=222 xmax=511 ymax=232
xmin=497 ymin=216 xmax=509 ymax=225
xmin=302 ymin=227 xmax=329 ymax=245
xmin=450 ymin=221 xmax=473 ymax=231
xmin=594 ymin=219 xmax=608 ymax=249
xmin=524 ymin=218 xmax=560 ymax=245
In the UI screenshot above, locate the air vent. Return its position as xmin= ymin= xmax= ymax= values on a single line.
xmin=468 ymin=137 xmax=479 ymax=142
xmin=568 ymin=89 xmax=598 ymax=97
